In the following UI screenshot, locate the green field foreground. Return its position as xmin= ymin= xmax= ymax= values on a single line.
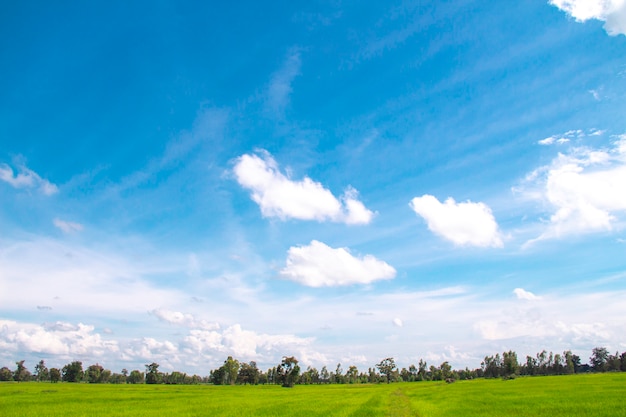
xmin=1 ymin=373 xmax=625 ymax=416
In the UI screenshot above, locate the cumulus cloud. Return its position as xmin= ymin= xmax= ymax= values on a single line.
xmin=280 ymin=240 xmax=396 ymax=287
xmin=181 ymin=324 xmax=316 ymax=364
xmin=0 ymin=320 xmax=118 ymax=356
xmin=53 ymin=218 xmax=84 ymax=233
xmin=150 ymin=308 xmax=220 ymax=330
xmin=393 ymin=318 xmax=403 ymax=327
xmin=518 ymin=136 xmax=626 ymax=241
xmin=550 ymin=0 xmax=626 ymax=36
xmin=409 ymin=195 xmax=503 ymax=247
xmin=0 ymin=162 xmax=58 ymax=195
xmin=514 ymin=288 xmax=542 ymax=301
xmin=233 ymin=151 xmax=374 ymax=224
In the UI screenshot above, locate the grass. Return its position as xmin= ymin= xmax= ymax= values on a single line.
xmin=1 ymin=373 xmax=625 ymax=416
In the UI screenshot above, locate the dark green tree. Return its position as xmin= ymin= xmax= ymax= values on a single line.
xmin=0 ymin=366 xmax=13 ymax=381
xmin=145 ymin=363 xmax=161 ymax=384
xmin=502 ymin=351 xmax=519 ymax=377
xmin=376 ymin=357 xmax=396 ymax=384
xmin=277 ymin=356 xmax=300 ymax=387
xmin=49 ymin=368 xmax=61 ymax=383
xmin=14 ymin=360 xmax=31 ymax=382
xmin=86 ymin=364 xmax=103 ymax=383
xmin=590 ymin=347 xmax=609 ymax=372
xmin=128 ymin=370 xmax=144 ymax=384
xmin=62 ymin=361 xmax=83 ymax=382
xmin=237 ymin=361 xmax=260 ymax=385
xmin=35 ymin=360 xmax=49 ymax=382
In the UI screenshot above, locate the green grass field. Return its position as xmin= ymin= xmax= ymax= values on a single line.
xmin=1 ymin=373 xmax=625 ymax=416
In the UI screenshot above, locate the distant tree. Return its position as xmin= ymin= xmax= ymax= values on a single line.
xmin=237 ymin=361 xmax=260 ymax=385
xmin=145 ymin=363 xmax=161 ymax=384
xmin=502 ymin=351 xmax=519 ymax=377
xmin=440 ymin=361 xmax=454 ymax=380
xmin=0 ymin=366 xmax=13 ymax=381
xmin=109 ymin=373 xmax=127 ymax=384
xmin=563 ymin=351 xmax=575 ymax=374
xmin=49 ymin=368 xmax=61 ymax=383
xmin=376 ymin=358 xmax=396 ymax=384
xmin=87 ymin=364 xmax=105 ymax=383
xmin=128 ymin=370 xmax=144 ymax=384
xmin=482 ymin=355 xmax=501 ymax=378
xmin=320 ymin=366 xmax=330 ymax=384
xmin=14 ymin=360 xmax=31 ymax=382
xmin=62 ymin=361 xmax=83 ymax=382
xmin=334 ymin=363 xmax=344 ymax=384
xmin=620 ymin=352 xmax=626 ymax=372
xmin=346 ymin=366 xmax=359 ymax=384
xmin=417 ymin=359 xmax=428 ymax=381
xmin=607 ymin=352 xmax=621 ymax=372
xmin=35 ymin=360 xmax=49 ymax=382
xmin=277 ymin=356 xmax=300 ymax=388
xmin=590 ymin=347 xmax=609 ymax=372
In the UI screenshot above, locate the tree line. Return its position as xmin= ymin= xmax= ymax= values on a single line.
xmin=2 ymin=347 xmax=625 ymax=385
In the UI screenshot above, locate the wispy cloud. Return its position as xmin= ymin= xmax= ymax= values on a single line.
xmin=265 ymin=49 xmax=301 ymax=119
xmin=0 ymin=161 xmax=58 ymax=195
xmin=150 ymin=308 xmax=219 ymax=330
xmin=550 ymin=0 xmax=626 ymax=36
xmin=409 ymin=195 xmax=503 ymax=248
xmin=53 ymin=218 xmax=84 ymax=234
xmin=233 ymin=150 xmax=374 ymax=224
xmin=280 ymin=240 xmax=396 ymax=287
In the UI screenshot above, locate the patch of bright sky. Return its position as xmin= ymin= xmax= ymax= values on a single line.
xmin=1 ymin=1 xmax=626 ymax=374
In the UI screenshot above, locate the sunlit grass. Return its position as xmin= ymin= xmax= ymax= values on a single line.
xmin=1 ymin=373 xmax=625 ymax=416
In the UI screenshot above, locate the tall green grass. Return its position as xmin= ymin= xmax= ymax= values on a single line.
xmin=1 ymin=373 xmax=625 ymax=416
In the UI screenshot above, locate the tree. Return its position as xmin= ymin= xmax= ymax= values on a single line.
xmin=86 ymin=364 xmax=102 ymax=383
xmin=62 ymin=361 xmax=83 ymax=382
xmin=502 ymin=351 xmax=519 ymax=377
xmin=320 ymin=366 xmax=330 ymax=384
xmin=35 ymin=360 xmax=49 ymax=382
xmin=417 ymin=359 xmax=428 ymax=381
xmin=277 ymin=356 xmax=300 ymax=387
xmin=14 ymin=360 xmax=31 ymax=382
xmin=376 ymin=358 xmax=396 ymax=384
xmin=237 ymin=361 xmax=260 ymax=385
xmin=346 ymin=366 xmax=359 ymax=384
xmin=49 ymin=368 xmax=61 ymax=383
xmin=0 ymin=367 xmax=13 ymax=381
xmin=590 ymin=347 xmax=609 ymax=372
xmin=128 ymin=370 xmax=144 ymax=384
xmin=145 ymin=363 xmax=161 ymax=384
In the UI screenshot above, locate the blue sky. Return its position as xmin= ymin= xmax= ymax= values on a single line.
xmin=1 ymin=0 xmax=626 ymax=375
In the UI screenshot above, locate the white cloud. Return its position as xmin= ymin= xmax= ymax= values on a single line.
xmin=518 ymin=136 xmax=626 ymax=241
xmin=0 ymin=162 xmax=58 ymax=195
xmin=233 ymin=151 xmax=374 ymax=224
xmin=150 ymin=308 xmax=220 ymax=330
xmin=409 ymin=195 xmax=503 ymax=247
xmin=514 ymin=288 xmax=542 ymax=301
xmin=280 ymin=240 xmax=396 ymax=287
xmin=0 ymin=320 xmax=118 ymax=357
xmin=393 ymin=318 xmax=403 ymax=327
xmin=550 ymin=0 xmax=626 ymax=36
xmin=53 ymin=218 xmax=84 ymax=233
xmin=180 ymin=324 xmax=317 ymax=365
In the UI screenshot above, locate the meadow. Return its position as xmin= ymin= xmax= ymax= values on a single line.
xmin=1 ymin=373 xmax=625 ymax=416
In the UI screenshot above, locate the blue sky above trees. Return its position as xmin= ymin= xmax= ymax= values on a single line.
xmin=1 ymin=1 xmax=626 ymax=374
